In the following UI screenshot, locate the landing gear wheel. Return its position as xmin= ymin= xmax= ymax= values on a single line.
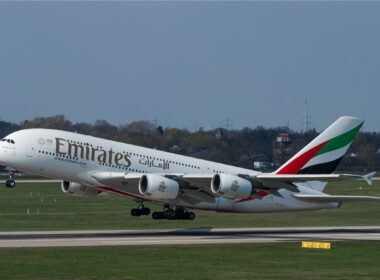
xmin=152 ymin=207 xmax=196 ymax=220
xmin=152 ymin=212 xmax=163 ymax=220
xmin=131 ymin=208 xmax=141 ymax=217
xmin=132 ymin=201 xmax=151 ymax=217
xmin=188 ymin=212 xmax=195 ymax=220
xmin=141 ymin=207 xmax=150 ymax=215
xmin=5 ymin=170 xmax=16 ymax=188
xmin=167 ymin=210 xmax=177 ymax=220
xmin=5 ymin=180 xmax=15 ymax=188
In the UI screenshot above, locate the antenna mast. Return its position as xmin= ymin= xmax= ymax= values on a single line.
xmin=304 ymin=99 xmax=308 ymax=133
xmin=303 ymin=99 xmax=312 ymax=133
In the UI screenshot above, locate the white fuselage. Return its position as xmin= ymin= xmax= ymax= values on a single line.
xmin=0 ymin=129 xmax=338 ymax=213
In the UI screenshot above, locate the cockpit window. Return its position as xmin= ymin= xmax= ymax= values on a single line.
xmin=1 ymin=139 xmax=6 ymax=142
xmin=4 ymin=139 xmax=15 ymax=144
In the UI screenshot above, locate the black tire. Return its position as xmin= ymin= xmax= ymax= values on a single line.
xmin=167 ymin=210 xmax=176 ymax=220
xmin=142 ymin=208 xmax=150 ymax=215
xmin=152 ymin=212 xmax=160 ymax=219
xmin=5 ymin=180 xmax=10 ymax=188
xmin=7 ymin=180 xmax=15 ymax=188
xmin=131 ymin=208 xmax=141 ymax=217
xmin=188 ymin=212 xmax=195 ymax=220
xmin=175 ymin=211 xmax=184 ymax=220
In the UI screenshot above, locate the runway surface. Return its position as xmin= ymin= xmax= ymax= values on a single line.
xmin=0 ymin=226 xmax=380 ymax=248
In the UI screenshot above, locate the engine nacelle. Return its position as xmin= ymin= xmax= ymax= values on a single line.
xmin=211 ymin=174 xmax=252 ymax=199
xmin=138 ymin=174 xmax=179 ymax=200
xmin=61 ymin=181 xmax=100 ymax=198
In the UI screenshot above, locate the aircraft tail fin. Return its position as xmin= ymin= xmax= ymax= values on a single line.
xmin=275 ymin=116 xmax=364 ymax=175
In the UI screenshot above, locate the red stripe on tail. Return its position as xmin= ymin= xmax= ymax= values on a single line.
xmin=276 ymin=141 xmax=328 ymax=174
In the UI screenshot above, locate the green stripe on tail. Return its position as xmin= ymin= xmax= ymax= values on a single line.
xmin=314 ymin=122 xmax=363 ymax=157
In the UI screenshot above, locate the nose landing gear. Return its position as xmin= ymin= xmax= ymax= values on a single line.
xmin=5 ymin=170 xmax=16 ymax=188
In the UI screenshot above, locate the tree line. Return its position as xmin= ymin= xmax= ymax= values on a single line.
xmin=1 ymin=115 xmax=379 ymax=171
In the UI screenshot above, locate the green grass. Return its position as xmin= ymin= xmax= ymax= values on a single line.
xmin=1 ymin=182 xmax=380 ymax=280
xmin=0 ymin=180 xmax=379 ymax=231
xmin=0 ymin=242 xmax=379 ymax=280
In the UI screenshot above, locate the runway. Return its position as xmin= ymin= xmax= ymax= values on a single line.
xmin=0 ymin=226 xmax=380 ymax=248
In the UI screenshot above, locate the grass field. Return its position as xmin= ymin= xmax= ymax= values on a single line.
xmin=0 ymin=242 xmax=379 ymax=280
xmin=1 ymin=181 xmax=380 ymax=280
xmin=0 ymin=180 xmax=379 ymax=231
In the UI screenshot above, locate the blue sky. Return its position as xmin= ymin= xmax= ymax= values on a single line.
xmin=0 ymin=2 xmax=379 ymax=131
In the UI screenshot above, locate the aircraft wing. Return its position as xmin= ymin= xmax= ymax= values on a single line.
xmin=92 ymin=171 xmax=141 ymax=187
xmin=89 ymin=172 xmax=143 ymax=200
xmin=91 ymin=172 xmax=216 ymax=204
xmin=91 ymin=172 xmax=214 ymax=188
xmin=91 ymin=171 xmax=376 ymax=204
xmin=293 ymin=194 xmax=380 ymax=203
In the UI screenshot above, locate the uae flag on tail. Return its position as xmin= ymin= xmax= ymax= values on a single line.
xmin=276 ymin=117 xmax=363 ymax=175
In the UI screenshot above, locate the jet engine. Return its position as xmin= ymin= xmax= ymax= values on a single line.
xmin=211 ymin=174 xmax=252 ymax=199
xmin=61 ymin=181 xmax=101 ymax=198
xmin=138 ymin=174 xmax=179 ymax=200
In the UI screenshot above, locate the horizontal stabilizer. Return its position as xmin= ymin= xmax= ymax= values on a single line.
xmin=293 ymin=194 xmax=380 ymax=203
xmin=363 ymin=172 xmax=376 ymax=186
xmin=255 ymin=173 xmax=375 ymax=186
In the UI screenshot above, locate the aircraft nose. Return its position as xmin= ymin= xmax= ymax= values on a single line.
xmin=0 ymin=145 xmax=5 ymax=165
xmin=0 ymin=142 xmax=14 ymax=166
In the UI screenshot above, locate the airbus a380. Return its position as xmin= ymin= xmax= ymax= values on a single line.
xmin=0 ymin=116 xmax=378 ymax=220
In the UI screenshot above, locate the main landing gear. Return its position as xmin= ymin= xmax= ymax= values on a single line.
xmin=5 ymin=170 xmax=16 ymax=188
xmin=131 ymin=202 xmax=151 ymax=217
xmin=130 ymin=204 xmax=196 ymax=220
xmin=152 ymin=207 xmax=195 ymax=220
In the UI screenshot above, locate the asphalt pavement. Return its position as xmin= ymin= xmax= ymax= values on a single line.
xmin=0 ymin=226 xmax=379 ymax=248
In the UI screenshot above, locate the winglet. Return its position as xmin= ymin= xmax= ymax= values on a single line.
xmin=362 ymin=172 xmax=376 ymax=186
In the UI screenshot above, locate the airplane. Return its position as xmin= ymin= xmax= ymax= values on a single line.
xmin=0 ymin=116 xmax=378 ymax=220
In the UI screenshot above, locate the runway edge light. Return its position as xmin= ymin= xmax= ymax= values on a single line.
xmin=302 ymin=241 xmax=331 ymax=249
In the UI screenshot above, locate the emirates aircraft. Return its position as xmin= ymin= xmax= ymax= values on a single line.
xmin=0 ymin=116 xmax=378 ymax=220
